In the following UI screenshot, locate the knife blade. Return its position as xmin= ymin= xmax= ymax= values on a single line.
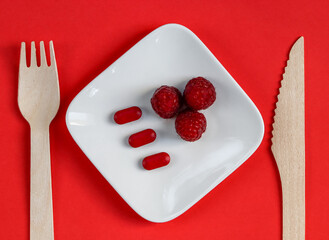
xmin=271 ymin=37 xmax=305 ymax=240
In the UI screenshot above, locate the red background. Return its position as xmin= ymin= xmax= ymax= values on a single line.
xmin=1 ymin=0 xmax=328 ymax=239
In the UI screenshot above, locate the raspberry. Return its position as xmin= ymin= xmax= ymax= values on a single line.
xmin=175 ymin=110 xmax=207 ymax=142
xmin=151 ymin=85 xmax=182 ymax=119
xmin=183 ymin=77 xmax=216 ymax=110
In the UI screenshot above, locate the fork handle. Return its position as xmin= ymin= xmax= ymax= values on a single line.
xmin=30 ymin=126 xmax=54 ymax=240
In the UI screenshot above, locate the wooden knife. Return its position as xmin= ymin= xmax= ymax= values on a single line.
xmin=271 ymin=37 xmax=305 ymax=240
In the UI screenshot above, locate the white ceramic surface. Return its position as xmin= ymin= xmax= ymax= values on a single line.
xmin=66 ymin=24 xmax=264 ymax=222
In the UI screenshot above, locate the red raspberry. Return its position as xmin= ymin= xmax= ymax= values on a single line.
xmin=151 ymin=85 xmax=182 ymax=119
xmin=184 ymin=77 xmax=216 ymax=110
xmin=175 ymin=110 xmax=207 ymax=142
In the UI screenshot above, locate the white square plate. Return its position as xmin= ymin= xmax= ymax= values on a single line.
xmin=66 ymin=24 xmax=264 ymax=222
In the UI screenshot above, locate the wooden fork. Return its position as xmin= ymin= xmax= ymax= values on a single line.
xmin=18 ymin=41 xmax=59 ymax=240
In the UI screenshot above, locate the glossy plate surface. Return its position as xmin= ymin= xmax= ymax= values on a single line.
xmin=66 ymin=24 xmax=264 ymax=222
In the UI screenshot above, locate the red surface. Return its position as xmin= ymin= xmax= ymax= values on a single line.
xmin=0 ymin=0 xmax=328 ymax=239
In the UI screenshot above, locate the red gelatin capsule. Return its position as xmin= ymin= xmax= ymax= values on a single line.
xmin=114 ymin=106 xmax=142 ymax=124
xmin=142 ymin=152 xmax=170 ymax=170
xmin=129 ymin=129 xmax=156 ymax=148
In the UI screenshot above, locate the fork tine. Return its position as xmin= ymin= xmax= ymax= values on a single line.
xmin=19 ymin=42 xmax=27 ymax=69
xmin=39 ymin=41 xmax=47 ymax=66
xmin=30 ymin=41 xmax=37 ymax=67
xmin=49 ymin=41 xmax=57 ymax=67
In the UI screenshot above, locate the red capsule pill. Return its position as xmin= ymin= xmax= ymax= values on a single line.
xmin=129 ymin=129 xmax=156 ymax=148
xmin=142 ymin=152 xmax=170 ymax=170
xmin=114 ymin=106 xmax=142 ymax=124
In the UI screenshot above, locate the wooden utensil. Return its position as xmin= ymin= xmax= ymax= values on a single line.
xmin=271 ymin=37 xmax=305 ymax=240
xmin=18 ymin=41 xmax=59 ymax=240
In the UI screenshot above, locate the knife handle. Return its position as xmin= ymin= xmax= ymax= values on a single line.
xmin=280 ymin=163 xmax=305 ymax=240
